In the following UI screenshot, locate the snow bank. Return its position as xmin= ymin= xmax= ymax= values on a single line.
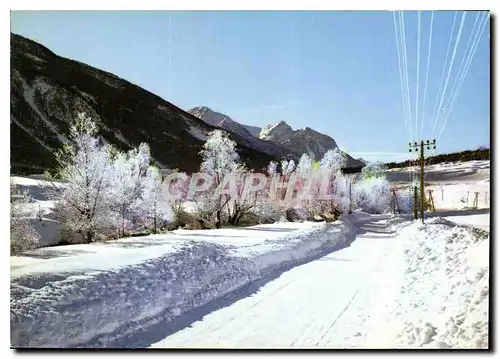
xmin=428 ymin=181 xmax=490 ymax=211
xmin=11 ymin=219 xmax=356 ymax=348
xmin=370 ymin=217 xmax=489 ymax=348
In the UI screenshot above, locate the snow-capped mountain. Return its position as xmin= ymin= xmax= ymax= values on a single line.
xmin=259 ymin=121 xmax=295 ymax=143
xmin=188 ymin=106 xmax=295 ymax=159
xmin=259 ymin=120 xmax=363 ymax=167
xmin=10 ymin=34 xmax=277 ymax=174
xmin=259 ymin=122 xmax=338 ymax=160
xmin=188 ymin=108 xmax=364 ymax=167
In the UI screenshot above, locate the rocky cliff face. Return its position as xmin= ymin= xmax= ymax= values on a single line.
xmin=189 ymin=106 xmax=253 ymax=139
xmin=10 ymin=34 xmax=277 ymax=174
xmin=188 ymin=106 xmax=295 ymax=159
xmin=242 ymin=124 xmax=262 ymax=137
xmin=190 ymin=107 xmax=364 ymax=167
xmin=259 ymin=121 xmax=363 ymax=167
xmin=259 ymin=121 xmax=295 ymax=143
xmin=281 ymin=127 xmax=338 ymax=160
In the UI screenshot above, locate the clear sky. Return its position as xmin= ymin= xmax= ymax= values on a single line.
xmin=11 ymin=10 xmax=490 ymax=163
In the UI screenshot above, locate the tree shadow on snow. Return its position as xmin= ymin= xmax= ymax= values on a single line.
xmin=235 ymin=227 xmax=298 ymax=233
xmin=170 ymin=233 xmax=256 ymax=239
xmin=102 ymin=241 xmax=175 ymax=249
xmin=15 ymin=248 xmax=91 ymax=259
xmin=430 ymin=208 xmax=490 ymax=218
xmin=317 ymin=256 xmax=352 ymax=262
xmin=100 ymin=228 xmax=362 ymax=348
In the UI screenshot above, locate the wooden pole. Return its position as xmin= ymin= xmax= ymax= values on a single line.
xmin=414 ymin=185 xmax=418 ymax=220
xmin=408 ymin=139 xmax=436 ymax=222
xmin=420 ymin=141 xmax=425 ymax=223
xmin=391 ymin=191 xmax=395 ymax=214
xmin=348 ymin=179 xmax=352 ymax=214
xmin=393 ymin=189 xmax=401 ymax=214
xmin=428 ymin=190 xmax=435 ymax=212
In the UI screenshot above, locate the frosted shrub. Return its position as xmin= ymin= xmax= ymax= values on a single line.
xmin=139 ymin=166 xmax=174 ymax=233
xmin=361 ymin=161 xmax=386 ymax=179
xmin=108 ymin=143 xmax=151 ymax=236
xmin=353 ymin=177 xmax=392 ymax=214
xmin=395 ymin=186 xmax=415 ymax=214
xmin=10 ymin=182 xmax=40 ymax=253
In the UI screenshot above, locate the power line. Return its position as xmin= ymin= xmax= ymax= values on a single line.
xmin=392 ymin=11 xmax=414 ymax=185
xmin=420 ymin=11 xmax=434 ymax=139
xmin=430 ymin=11 xmax=458 ymax=137
xmin=437 ymin=11 xmax=489 ymax=141
xmin=431 ymin=11 xmax=467 ymax=139
xmin=392 ymin=11 xmax=411 ymax=145
xmin=415 ymin=11 xmax=422 ymax=140
xmin=434 ymin=12 xmax=482 ymax=140
xmin=399 ymin=12 xmax=414 ymax=143
xmin=399 ymin=12 xmax=416 ymax=185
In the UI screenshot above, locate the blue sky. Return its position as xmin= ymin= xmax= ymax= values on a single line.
xmin=11 ymin=11 xmax=490 ymax=163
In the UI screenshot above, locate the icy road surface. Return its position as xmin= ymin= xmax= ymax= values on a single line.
xmin=150 ymin=215 xmax=405 ymax=349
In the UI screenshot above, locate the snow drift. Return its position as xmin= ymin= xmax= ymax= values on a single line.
xmin=11 ymin=218 xmax=356 ymax=348
xmin=366 ymin=217 xmax=489 ymax=349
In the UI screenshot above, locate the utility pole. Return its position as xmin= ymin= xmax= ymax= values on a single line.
xmin=409 ymin=139 xmax=436 ymax=223
xmin=413 ymin=186 xmax=418 ymax=220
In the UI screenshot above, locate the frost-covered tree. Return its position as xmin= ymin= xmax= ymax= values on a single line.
xmin=199 ymin=130 xmax=242 ymax=228
xmin=227 ymin=168 xmax=274 ymax=225
xmin=353 ymin=177 xmax=392 ymax=214
xmin=320 ymin=148 xmax=345 ymax=173
xmin=10 ymin=181 xmax=40 ymax=253
xmin=361 ymin=161 xmax=386 ymax=179
xmin=52 ymin=113 xmax=114 ymax=243
xmin=163 ymin=171 xmax=189 ymax=228
xmin=267 ymin=161 xmax=278 ymax=176
xmin=295 ymin=153 xmax=315 ymax=209
xmin=317 ymin=148 xmax=349 ymax=216
xmin=108 ymin=143 xmax=151 ymax=236
xmin=297 ymin=153 xmax=313 ymax=178
xmin=139 ymin=166 xmax=173 ymax=233
xmin=285 ymin=159 xmax=296 ymax=176
xmin=200 ymin=130 xmax=241 ymax=181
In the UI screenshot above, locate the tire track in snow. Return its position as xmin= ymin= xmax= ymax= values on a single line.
xmin=150 ymin=215 xmax=399 ymax=348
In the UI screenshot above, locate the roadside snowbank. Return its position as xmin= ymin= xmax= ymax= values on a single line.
xmin=11 ymin=176 xmax=66 ymax=246
xmin=11 ymin=218 xmax=356 ymax=348
xmin=366 ymin=217 xmax=489 ymax=349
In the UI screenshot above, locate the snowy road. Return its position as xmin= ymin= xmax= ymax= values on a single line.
xmin=150 ymin=215 xmax=406 ymax=349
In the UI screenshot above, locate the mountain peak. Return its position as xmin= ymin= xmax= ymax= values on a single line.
xmin=187 ymin=106 xmax=294 ymax=158
xmin=259 ymin=120 xmax=294 ymax=143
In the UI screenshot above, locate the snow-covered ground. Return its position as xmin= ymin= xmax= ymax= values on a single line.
xmin=391 ymin=160 xmax=490 ymax=231
xmin=10 ymin=176 xmax=64 ymax=216
xmin=149 ymin=216 xmax=489 ymax=349
xmin=10 ymin=211 xmax=489 ymax=349
xmin=11 ymin=176 xmax=66 ymax=246
xmin=365 ymin=218 xmax=489 ymax=348
xmin=11 ymin=218 xmax=357 ymax=348
xmin=387 ymin=160 xmax=490 ymax=184
xmin=10 ymin=160 xmax=490 ymax=349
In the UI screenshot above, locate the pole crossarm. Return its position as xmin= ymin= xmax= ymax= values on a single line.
xmin=408 ymin=139 xmax=437 ymax=152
